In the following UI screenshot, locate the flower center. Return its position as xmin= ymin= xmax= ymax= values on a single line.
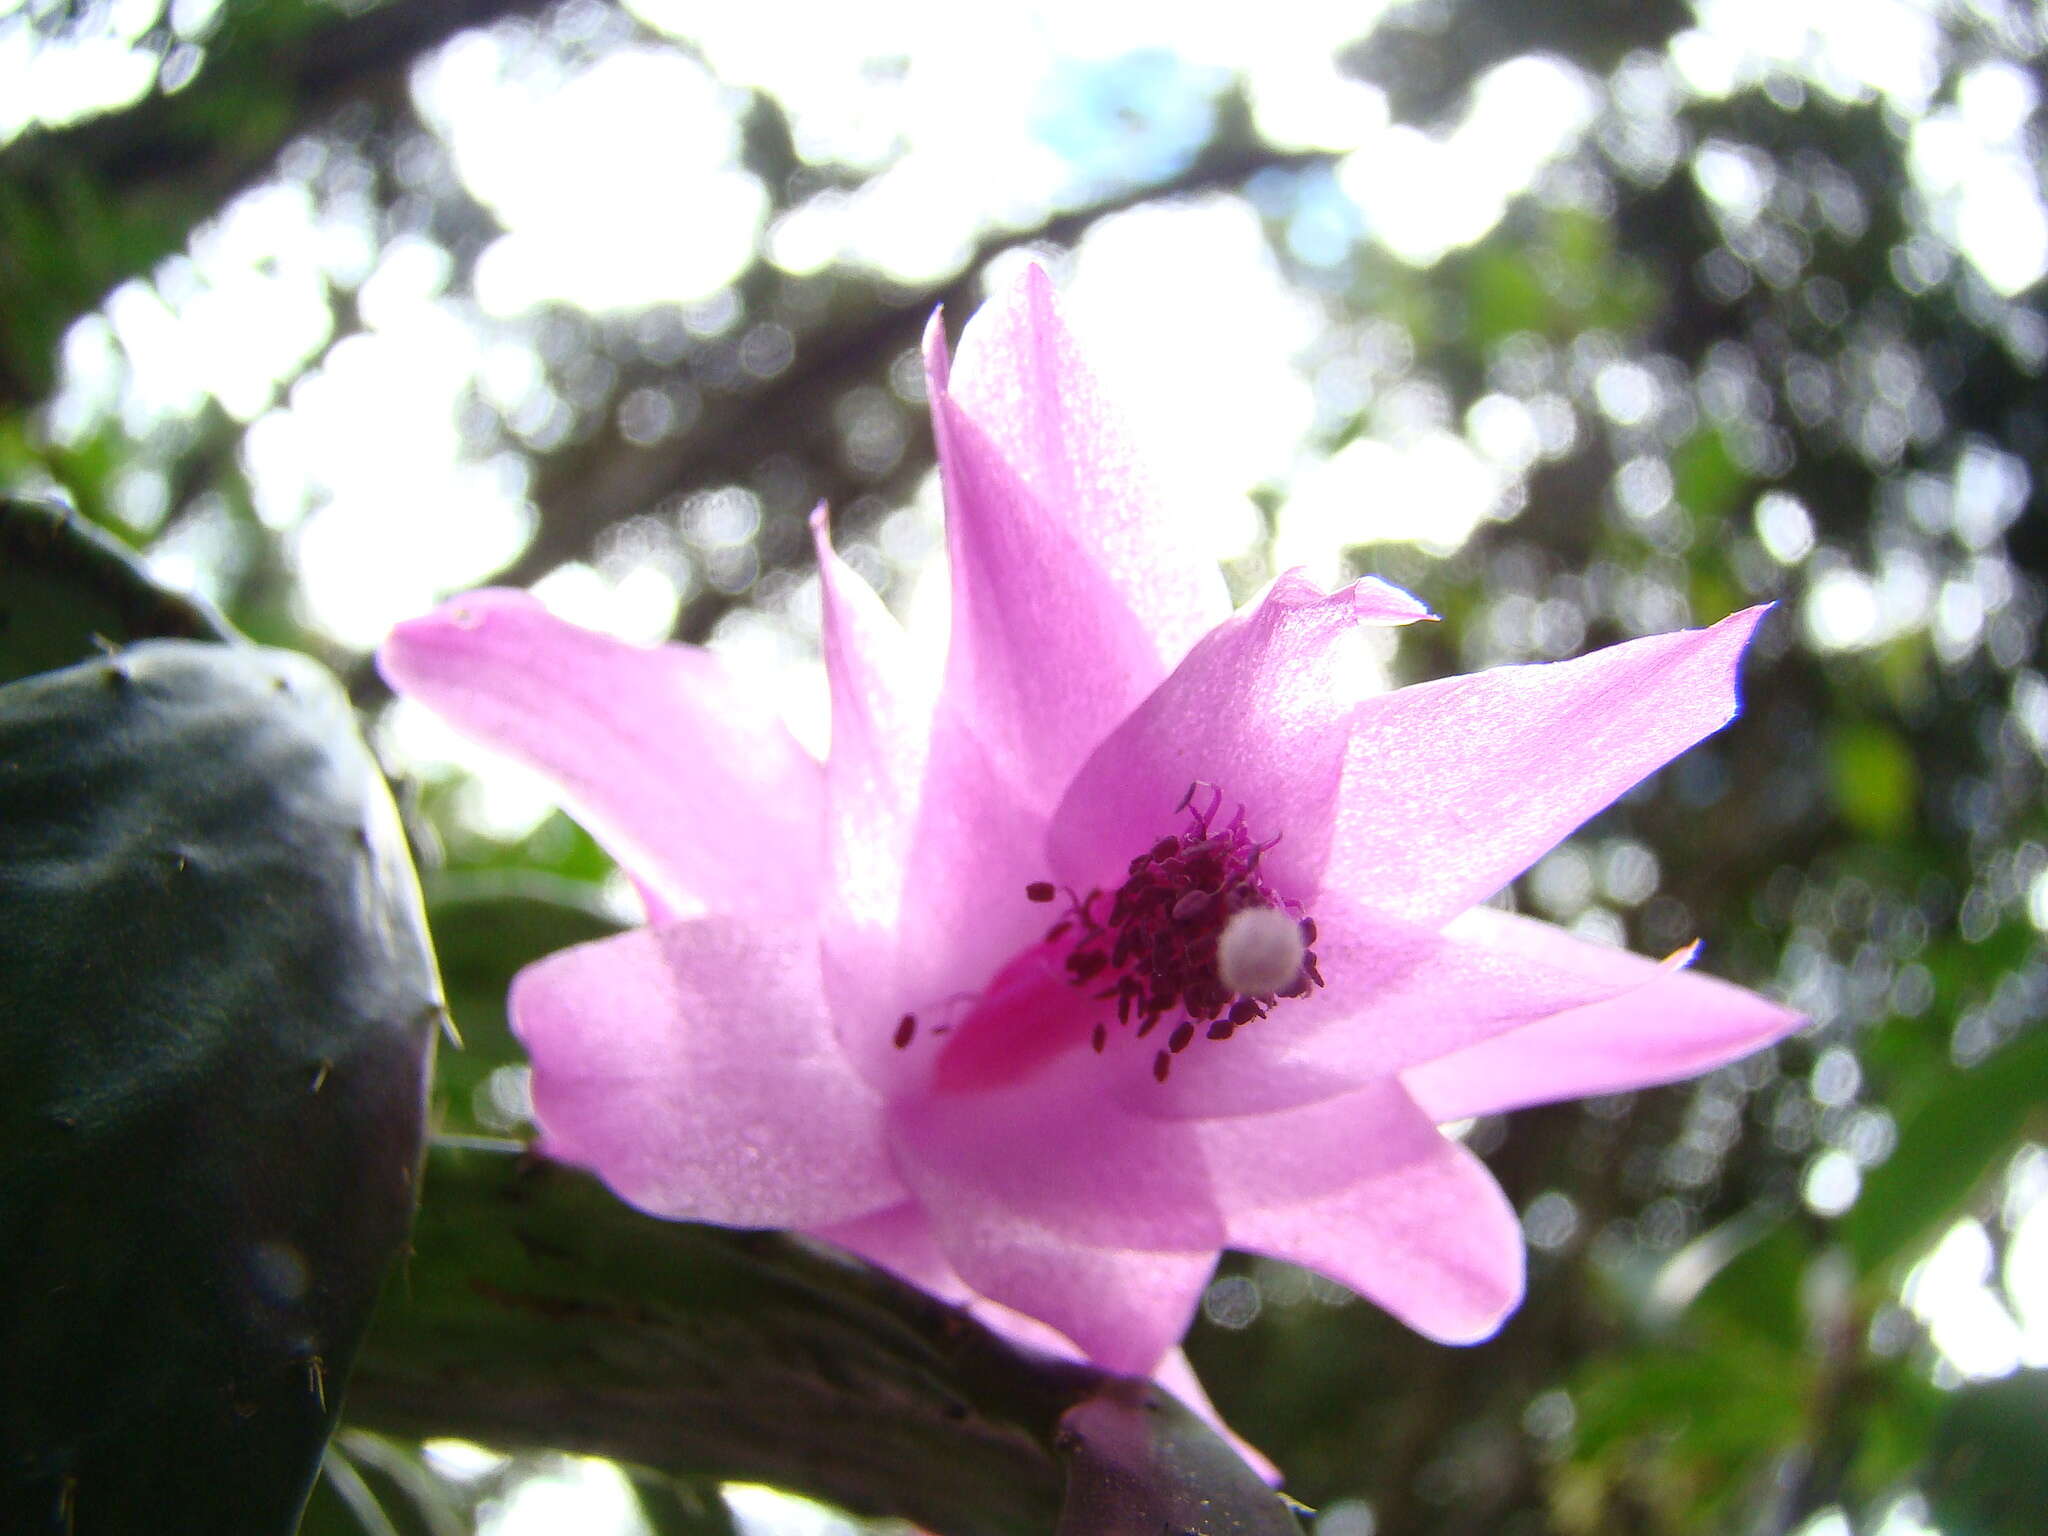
xmin=1026 ymin=785 xmax=1324 ymax=1082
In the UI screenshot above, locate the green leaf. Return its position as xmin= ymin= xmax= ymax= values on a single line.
xmin=1826 ymin=718 xmax=1918 ymax=841
xmin=1667 ymin=1212 xmax=1808 ymax=1350
xmin=1841 ymin=1025 xmax=2048 ymax=1276
xmin=1670 ymin=428 xmax=1747 ymax=528
xmin=1466 ymin=247 xmax=1554 ymax=343
xmin=0 ymin=640 xmax=440 ymax=1534
xmin=1925 ymin=1370 xmax=2048 ymax=1536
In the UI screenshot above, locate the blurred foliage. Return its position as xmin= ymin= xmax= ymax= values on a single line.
xmin=3 ymin=0 xmax=2045 ymax=1533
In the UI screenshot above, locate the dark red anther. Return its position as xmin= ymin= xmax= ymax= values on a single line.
xmin=893 ymin=1014 xmax=917 ymax=1049
xmin=1031 ymin=785 xmax=1321 ymax=1075
xmin=1299 ymin=917 xmax=1318 ymax=945
xmin=1153 ymin=1050 xmax=1171 ymax=1083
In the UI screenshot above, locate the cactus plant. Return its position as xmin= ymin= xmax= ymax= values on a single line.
xmin=0 ymin=629 xmax=440 ymax=1534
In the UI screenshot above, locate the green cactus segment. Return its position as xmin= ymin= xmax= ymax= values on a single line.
xmin=1055 ymin=1384 xmax=1307 ymax=1536
xmin=0 ymin=500 xmax=235 ymax=687
xmin=349 ymin=1143 xmax=1305 ymax=1536
xmin=0 ymin=640 xmax=440 ymax=1535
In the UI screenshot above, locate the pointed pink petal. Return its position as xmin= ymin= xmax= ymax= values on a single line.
xmin=812 ymin=512 xmax=941 ymax=1088
xmin=906 ymin=1202 xmax=1216 ymax=1377
xmin=1101 ymin=893 xmax=1652 ymax=1122
xmin=926 ymin=366 xmax=1156 ymax=808
xmin=1049 ymin=572 xmax=1423 ymax=900
xmin=1349 ymin=575 xmax=1438 ymax=626
xmin=810 ymin=1201 xmax=969 ymax=1301
xmin=815 ymin=510 xmax=926 ymax=938
xmin=926 ymin=270 xmax=1231 ymax=812
xmin=1152 ymin=1350 xmax=1283 ymax=1485
xmin=895 ymin=1049 xmax=1224 ymax=1251
xmin=512 ymin=920 xmax=904 ymax=1228
xmin=1213 ymin=1080 xmax=1525 ymax=1344
xmin=379 ymin=589 xmax=823 ymax=919
xmin=1402 ymin=907 xmax=1805 ymax=1122
xmin=890 ymin=1049 xmax=1223 ymax=1375
xmin=1322 ymin=606 xmax=1771 ymax=927
xmin=944 ymin=265 xmax=1232 ymax=677
xmin=813 ymin=1206 xmax=1278 ymax=1478
xmin=812 ymin=512 xmax=1054 ymax=1066
xmin=896 ymin=717 xmax=1055 ymax=1023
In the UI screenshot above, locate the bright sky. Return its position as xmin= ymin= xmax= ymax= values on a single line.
xmin=7 ymin=1 xmax=2047 ymax=1530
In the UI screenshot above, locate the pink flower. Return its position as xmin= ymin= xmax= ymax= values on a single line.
xmin=380 ymin=268 xmax=1800 ymax=1383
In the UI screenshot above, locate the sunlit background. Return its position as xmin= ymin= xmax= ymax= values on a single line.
xmin=3 ymin=0 xmax=2045 ymax=1532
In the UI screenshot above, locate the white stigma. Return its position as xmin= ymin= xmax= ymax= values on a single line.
xmin=1216 ymin=907 xmax=1307 ymax=998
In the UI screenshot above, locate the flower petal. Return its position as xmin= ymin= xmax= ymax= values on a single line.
xmin=890 ymin=1048 xmax=1223 ymax=1374
xmin=1105 ymin=893 xmax=1652 ymax=1121
xmin=812 ymin=510 xmax=974 ymax=1089
xmin=810 ymin=1201 xmax=968 ymax=1300
xmin=1402 ymin=907 xmax=1805 ymax=1123
xmin=512 ymin=920 xmax=905 ymax=1228
xmin=1049 ymin=572 xmax=1418 ymax=899
xmin=944 ymin=265 xmax=1233 ymax=681
xmin=906 ymin=1205 xmax=1215 ymax=1378
xmin=815 ymin=511 xmax=1053 ymax=1059
xmin=1322 ymin=606 xmax=1771 ymax=927
xmin=811 ymin=1207 xmax=1278 ymax=1480
xmin=1152 ymin=1351 xmax=1283 ymax=1486
xmin=380 ymin=588 xmax=823 ymax=919
xmin=815 ymin=509 xmax=928 ymax=937
xmin=927 ymin=275 xmax=1230 ymax=813
xmin=1213 ymin=1079 xmax=1524 ymax=1344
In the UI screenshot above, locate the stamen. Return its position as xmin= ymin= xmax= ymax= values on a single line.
xmin=893 ymin=1013 xmax=917 ymax=1049
xmin=1025 ymin=787 xmax=1326 ymax=1080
